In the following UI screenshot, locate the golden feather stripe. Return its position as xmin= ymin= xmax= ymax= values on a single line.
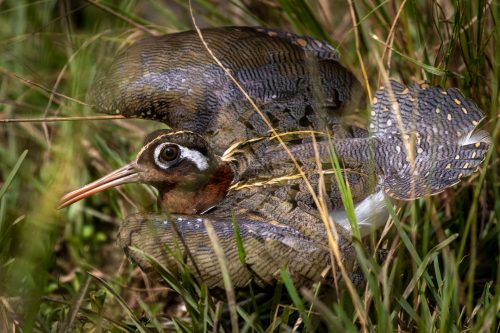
xmin=228 ymin=168 xmax=366 ymax=192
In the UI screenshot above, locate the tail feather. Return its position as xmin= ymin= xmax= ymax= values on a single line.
xmin=371 ymin=80 xmax=490 ymax=200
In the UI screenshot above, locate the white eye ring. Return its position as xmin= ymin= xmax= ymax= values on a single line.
xmin=154 ymin=142 xmax=209 ymax=171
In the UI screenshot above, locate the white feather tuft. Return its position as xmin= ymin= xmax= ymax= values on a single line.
xmin=459 ymin=129 xmax=491 ymax=146
xmin=330 ymin=190 xmax=388 ymax=237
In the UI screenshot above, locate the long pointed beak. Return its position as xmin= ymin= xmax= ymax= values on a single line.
xmin=58 ymin=162 xmax=140 ymax=209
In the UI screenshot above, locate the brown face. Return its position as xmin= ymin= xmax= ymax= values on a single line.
xmin=134 ymin=130 xmax=217 ymax=189
xmin=58 ymin=130 xmax=217 ymax=209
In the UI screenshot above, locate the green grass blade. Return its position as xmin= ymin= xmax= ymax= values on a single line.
xmin=231 ymin=212 xmax=247 ymax=265
xmin=89 ymin=273 xmax=150 ymax=333
xmin=0 ymin=149 xmax=28 ymax=199
xmin=279 ymin=268 xmax=312 ymax=331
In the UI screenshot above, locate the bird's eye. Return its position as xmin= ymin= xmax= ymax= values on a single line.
xmin=159 ymin=145 xmax=180 ymax=163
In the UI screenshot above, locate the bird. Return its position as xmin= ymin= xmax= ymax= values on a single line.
xmin=77 ymin=26 xmax=374 ymax=288
xmin=59 ymin=78 xmax=490 ymax=289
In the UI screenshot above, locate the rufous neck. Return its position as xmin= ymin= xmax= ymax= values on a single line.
xmin=157 ymin=162 xmax=234 ymax=214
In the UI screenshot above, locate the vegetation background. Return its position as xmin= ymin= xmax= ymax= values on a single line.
xmin=0 ymin=0 xmax=498 ymax=332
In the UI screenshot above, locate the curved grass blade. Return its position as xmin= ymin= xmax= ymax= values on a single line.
xmin=0 ymin=150 xmax=28 ymax=200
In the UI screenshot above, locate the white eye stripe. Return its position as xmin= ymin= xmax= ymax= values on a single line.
xmin=180 ymin=146 xmax=209 ymax=170
xmin=154 ymin=143 xmax=209 ymax=171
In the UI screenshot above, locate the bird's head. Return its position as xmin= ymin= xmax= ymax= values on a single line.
xmin=58 ymin=130 xmax=231 ymax=213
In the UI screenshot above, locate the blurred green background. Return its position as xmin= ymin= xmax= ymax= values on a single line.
xmin=0 ymin=0 xmax=498 ymax=332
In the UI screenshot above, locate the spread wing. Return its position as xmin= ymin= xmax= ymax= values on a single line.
xmin=118 ymin=212 xmax=355 ymax=289
xmin=88 ymin=27 xmax=365 ymax=153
